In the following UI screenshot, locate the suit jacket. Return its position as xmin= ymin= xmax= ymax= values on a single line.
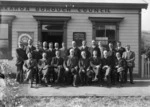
xmin=26 ymin=45 xmax=36 ymax=55
xmin=80 ymin=46 xmax=91 ymax=58
xmin=51 ymin=57 xmax=64 ymax=67
xmin=89 ymin=46 xmax=101 ymax=57
xmin=79 ymin=58 xmax=90 ymax=70
xmin=32 ymin=50 xmax=43 ymax=62
xmin=23 ymin=58 xmax=37 ymax=71
xmin=90 ymin=56 xmax=102 ymax=68
xmin=47 ymin=48 xmax=55 ymax=59
xmin=108 ymin=49 xmax=116 ymax=67
xmin=67 ymin=47 xmax=81 ymax=58
xmin=98 ymin=46 xmax=106 ymax=59
xmin=101 ymin=56 xmax=112 ymax=68
xmin=115 ymin=47 xmax=125 ymax=57
xmin=64 ymin=56 xmax=79 ymax=69
xmin=16 ymin=48 xmax=27 ymax=66
xmin=60 ymin=48 xmax=67 ymax=59
xmin=115 ymin=58 xmax=126 ymax=69
xmin=122 ymin=51 xmax=135 ymax=67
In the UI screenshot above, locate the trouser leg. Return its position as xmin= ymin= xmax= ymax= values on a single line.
xmin=16 ymin=65 xmax=23 ymax=83
xmin=79 ymin=69 xmax=85 ymax=85
xmin=129 ymin=67 xmax=133 ymax=83
xmin=124 ymin=68 xmax=128 ymax=83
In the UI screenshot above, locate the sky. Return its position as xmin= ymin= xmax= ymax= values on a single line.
xmin=142 ymin=0 xmax=150 ymax=31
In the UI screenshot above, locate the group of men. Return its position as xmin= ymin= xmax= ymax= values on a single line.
xmin=16 ymin=39 xmax=135 ymax=88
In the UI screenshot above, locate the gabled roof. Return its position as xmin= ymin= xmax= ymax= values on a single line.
xmin=0 ymin=0 xmax=148 ymax=9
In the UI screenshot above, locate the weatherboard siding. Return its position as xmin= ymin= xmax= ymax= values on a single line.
xmin=0 ymin=9 xmax=140 ymax=73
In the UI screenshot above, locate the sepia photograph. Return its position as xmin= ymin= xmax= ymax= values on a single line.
xmin=0 ymin=0 xmax=150 ymax=106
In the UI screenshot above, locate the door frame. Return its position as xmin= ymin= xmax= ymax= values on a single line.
xmin=33 ymin=16 xmax=71 ymax=48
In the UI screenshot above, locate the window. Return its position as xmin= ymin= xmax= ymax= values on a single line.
xmin=0 ymin=15 xmax=16 ymax=59
xmin=95 ymin=24 xmax=116 ymax=45
xmin=0 ymin=24 xmax=9 ymax=59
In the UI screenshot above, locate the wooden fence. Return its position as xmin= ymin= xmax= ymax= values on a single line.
xmin=141 ymin=54 xmax=150 ymax=78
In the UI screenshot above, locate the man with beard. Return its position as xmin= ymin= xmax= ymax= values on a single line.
xmin=64 ymin=49 xmax=79 ymax=87
xmin=80 ymin=40 xmax=91 ymax=58
xmin=79 ymin=51 xmax=92 ymax=86
xmin=51 ymin=50 xmax=64 ymax=84
xmin=23 ymin=53 xmax=37 ymax=88
xmin=26 ymin=39 xmax=36 ymax=55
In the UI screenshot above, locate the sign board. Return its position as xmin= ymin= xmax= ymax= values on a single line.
xmin=18 ymin=32 xmax=34 ymax=48
xmin=73 ymin=32 xmax=86 ymax=47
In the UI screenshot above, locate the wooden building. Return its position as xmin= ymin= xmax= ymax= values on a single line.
xmin=0 ymin=0 xmax=148 ymax=77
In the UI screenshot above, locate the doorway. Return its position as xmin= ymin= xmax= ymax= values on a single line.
xmin=42 ymin=32 xmax=63 ymax=48
xmin=41 ymin=23 xmax=64 ymax=48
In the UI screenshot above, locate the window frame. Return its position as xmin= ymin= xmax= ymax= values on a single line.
xmin=0 ymin=15 xmax=16 ymax=60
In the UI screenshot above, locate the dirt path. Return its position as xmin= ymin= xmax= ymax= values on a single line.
xmin=19 ymin=79 xmax=150 ymax=96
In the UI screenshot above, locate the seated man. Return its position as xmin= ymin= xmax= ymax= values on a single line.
xmin=64 ymin=49 xmax=79 ymax=87
xmin=90 ymin=50 xmax=102 ymax=82
xmin=38 ymin=52 xmax=49 ymax=86
xmin=79 ymin=51 xmax=92 ymax=86
xmin=115 ymin=52 xmax=127 ymax=86
xmin=101 ymin=50 xmax=112 ymax=86
xmin=23 ymin=53 xmax=37 ymax=88
xmin=51 ymin=50 xmax=64 ymax=84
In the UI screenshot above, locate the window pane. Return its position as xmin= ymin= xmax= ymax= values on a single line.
xmin=0 ymin=24 xmax=8 ymax=39
xmin=106 ymin=25 xmax=116 ymax=41
xmin=0 ymin=40 xmax=9 ymax=59
xmin=96 ymin=25 xmax=105 ymax=37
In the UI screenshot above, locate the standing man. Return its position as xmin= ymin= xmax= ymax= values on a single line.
xmin=115 ymin=41 xmax=126 ymax=57
xmin=47 ymin=42 xmax=55 ymax=59
xmin=89 ymin=40 xmax=100 ymax=57
xmin=108 ymin=43 xmax=116 ymax=84
xmin=60 ymin=42 xmax=67 ymax=59
xmin=23 ymin=53 xmax=37 ymax=88
xmin=26 ymin=39 xmax=36 ymax=55
xmin=98 ymin=41 xmax=105 ymax=59
xmin=33 ymin=44 xmax=43 ymax=62
xmin=90 ymin=50 xmax=102 ymax=82
xmin=64 ymin=49 xmax=79 ymax=87
xmin=42 ymin=41 xmax=48 ymax=53
xmin=51 ymin=50 xmax=64 ymax=84
xmin=80 ymin=40 xmax=91 ymax=58
xmin=79 ymin=51 xmax=91 ymax=86
xmin=122 ymin=45 xmax=135 ymax=84
xmin=15 ymin=42 xmax=27 ymax=83
xmin=67 ymin=41 xmax=81 ymax=59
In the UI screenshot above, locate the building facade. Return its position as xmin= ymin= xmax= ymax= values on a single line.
xmin=0 ymin=0 xmax=148 ymax=76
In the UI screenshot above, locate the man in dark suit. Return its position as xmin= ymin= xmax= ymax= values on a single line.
xmin=23 ymin=53 xmax=37 ymax=88
xmin=115 ymin=41 xmax=125 ymax=57
xmin=51 ymin=50 xmax=64 ymax=84
xmin=108 ymin=43 xmax=117 ymax=84
xmin=98 ymin=41 xmax=106 ymax=59
xmin=60 ymin=42 xmax=67 ymax=59
xmin=26 ymin=39 xmax=36 ymax=55
xmin=15 ymin=42 xmax=27 ymax=83
xmin=64 ymin=49 xmax=79 ymax=87
xmin=122 ymin=45 xmax=135 ymax=84
xmin=33 ymin=44 xmax=43 ymax=62
xmin=115 ymin=52 xmax=127 ymax=86
xmin=79 ymin=51 xmax=91 ymax=86
xmin=47 ymin=42 xmax=55 ymax=59
xmin=101 ymin=50 xmax=112 ymax=86
xmin=89 ymin=40 xmax=100 ymax=57
xmin=80 ymin=40 xmax=91 ymax=58
xmin=67 ymin=41 xmax=81 ymax=59
xmin=90 ymin=50 xmax=102 ymax=82
xmin=54 ymin=42 xmax=60 ymax=55
xmin=38 ymin=52 xmax=49 ymax=86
